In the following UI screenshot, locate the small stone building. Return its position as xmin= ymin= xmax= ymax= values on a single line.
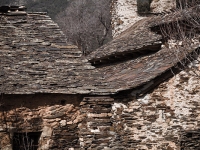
xmin=111 ymin=0 xmax=176 ymax=37
xmin=0 ymin=4 xmax=200 ymax=150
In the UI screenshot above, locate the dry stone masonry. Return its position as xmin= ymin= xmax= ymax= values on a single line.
xmin=111 ymin=57 xmax=200 ymax=149
xmin=0 ymin=2 xmax=200 ymax=150
xmin=0 ymin=94 xmax=83 ymax=150
xmin=79 ymin=97 xmax=114 ymax=149
xmin=111 ymin=0 xmax=175 ymax=37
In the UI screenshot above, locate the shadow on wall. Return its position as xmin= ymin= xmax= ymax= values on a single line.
xmin=180 ymin=129 xmax=200 ymax=149
xmin=0 ymin=94 xmax=83 ymax=111
xmin=137 ymin=0 xmax=151 ymax=13
xmin=0 ymin=94 xmax=84 ymax=149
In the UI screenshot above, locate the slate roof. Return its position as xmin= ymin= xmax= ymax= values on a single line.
xmin=93 ymin=45 xmax=199 ymax=95
xmin=88 ymin=5 xmax=200 ymax=94
xmin=87 ymin=18 xmax=163 ymax=64
xmin=0 ymin=6 xmax=199 ymax=95
xmin=88 ymin=5 xmax=200 ymax=64
xmin=0 ymin=6 xmax=108 ymax=94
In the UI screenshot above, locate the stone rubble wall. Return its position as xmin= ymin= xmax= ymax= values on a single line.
xmin=0 ymin=58 xmax=200 ymax=149
xmin=0 ymin=95 xmax=115 ymax=150
xmin=111 ymin=0 xmax=176 ymax=37
xmin=0 ymin=94 xmax=83 ymax=150
xmin=78 ymin=97 xmax=115 ymax=149
xmin=151 ymin=0 xmax=176 ymax=13
xmin=111 ymin=57 xmax=200 ymax=149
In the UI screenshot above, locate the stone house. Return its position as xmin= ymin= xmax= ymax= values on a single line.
xmin=0 ymin=3 xmax=200 ymax=150
xmin=111 ymin=0 xmax=176 ymax=37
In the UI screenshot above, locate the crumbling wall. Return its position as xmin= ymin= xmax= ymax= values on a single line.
xmin=111 ymin=0 xmax=176 ymax=37
xmin=0 ymin=58 xmax=199 ymax=149
xmin=0 ymin=95 xmax=116 ymax=150
xmin=112 ymin=57 xmax=200 ymax=149
xmin=78 ymin=97 xmax=115 ymax=149
xmin=0 ymin=94 xmax=83 ymax=150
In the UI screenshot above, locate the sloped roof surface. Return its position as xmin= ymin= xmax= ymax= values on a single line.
xmin=88 ymin=5 xmax=200 ymax=63
xmin=87 ymin=18 xmax=163 ymax=63
xmin=93 ymin=46 xmax=199 ymax=94
xmin=89 ymin=5 xmax=200 ymax=94
xmin=0 ymin=10 xmax=107 ymax=94
xmin=0 ymin=6 xmax=199 ymax=95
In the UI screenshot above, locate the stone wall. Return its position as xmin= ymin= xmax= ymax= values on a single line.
xmin=111 ymin=57 xmax=200 ymax=149
xmin=0 ymin=58 xmax=199 ymax=149
xmin=79 ymin=97 xmax=114 ymax=149
xmin=151 ymin=0 xmax=176 ymax=13
xmin=0 ymin=95 xmax=115 ymax=150
xmin=111 ymin=0 xmax=176 ymax=37
xmin=0 ymin=94 xmax=83 ymax=150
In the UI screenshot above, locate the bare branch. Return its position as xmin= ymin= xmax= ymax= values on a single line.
xmin=55 ymin=0 xmax=112 ymax=55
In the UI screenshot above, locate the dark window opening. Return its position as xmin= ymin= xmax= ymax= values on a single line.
xmin=180 ymin=130 xmax=200 ymax=150
xmin=137 ymin=0 xmax=151 ymax=14
xmin=13 ymin=132 xmax=41 ymax=150
xmin=60 ymin=100 xmax=66 ymax=105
